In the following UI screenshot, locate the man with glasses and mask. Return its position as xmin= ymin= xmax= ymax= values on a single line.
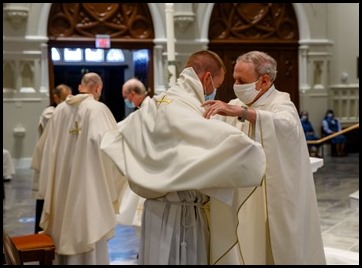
xmin=202 ymin=51 xmax=326 ymax=265
xmin=101 ymin=50 xmax=266 ymax=265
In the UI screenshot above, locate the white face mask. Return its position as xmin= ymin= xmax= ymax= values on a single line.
xmin=233 ymin=78 xmax=260 ymax=104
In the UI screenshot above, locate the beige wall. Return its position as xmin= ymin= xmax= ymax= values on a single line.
xmin=3 ymin=3 xmax=359 ymax=165
xmin=328 ymin=3 xmax=359 ymax=85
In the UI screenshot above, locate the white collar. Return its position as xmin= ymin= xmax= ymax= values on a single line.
xmin=252 ymin=85 xmax=275 ymax=107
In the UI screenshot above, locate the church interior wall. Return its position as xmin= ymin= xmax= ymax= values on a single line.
xmin=327 ymin=3 xmax=359 ymax=86
xmin=3 ymin=3 xmax=359 ymax=166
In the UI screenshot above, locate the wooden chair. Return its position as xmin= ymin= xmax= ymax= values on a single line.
xmin=3 ymin=229 xmax=56 ymax=265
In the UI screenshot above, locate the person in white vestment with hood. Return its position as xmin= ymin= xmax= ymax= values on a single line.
xmin=100 ymin=50 xmax=267 ymax=265
xmin=117 ymin=78 xmax=151 ymax=239
xmin=32 ymin=83 xmax=71 ymax=234
xmin=31 ymin=72 xmax=125 ymax=265
xmin=202 ymin=51 xmax=326 ymax=265
xmin=37 ymin=84 xmax=72 ymax=136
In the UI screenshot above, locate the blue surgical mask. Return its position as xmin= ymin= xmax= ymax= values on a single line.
xmin=204 ymin=76 xmax=217 ymax=101
xmin=205 ymin=90 xmax=217 ymax=101
xmin=124 ymin=99 xmax=135 ymax=108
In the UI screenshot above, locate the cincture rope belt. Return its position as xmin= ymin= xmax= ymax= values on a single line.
xmin=154 ymin=199 xmax=209 ymax=264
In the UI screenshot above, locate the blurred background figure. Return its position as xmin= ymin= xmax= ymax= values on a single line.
xmin=122 ymin=77 xmax=150 ymax=116
xmin=37 ymin=84 xmax=72 ymax=136
xmin=322 ymin=109 xmax=347 ymax=157
xmin=117 ymin=78 xmax=151 ymax=247
xmin=3 ymin=148 xmax=15 ymax=182
xmin=300 ymin=110 xmax=321 ymax=157
xmin=32 ymin=83 xmax=72 ymax=234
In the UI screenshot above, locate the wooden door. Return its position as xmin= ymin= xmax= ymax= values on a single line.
xmin=47 ymin=3 xmax=155 ymax=121
xmin=208 ymin=3 xmax=300 ymax=108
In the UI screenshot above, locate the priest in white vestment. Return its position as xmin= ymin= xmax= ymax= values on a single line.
xmin=32 ymin=73 xmax=125 ymax=265
xmin=101 ymin=50 xmax=267 ymax=264
xmin=117 ymin=78 xmax=151 ymax=233
xmin=32 ymin=84 xmax=71 ymax=234
xmin=203 ymin=51 xmax=326 ymax=264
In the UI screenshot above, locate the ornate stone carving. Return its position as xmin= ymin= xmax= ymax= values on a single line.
xmin=174 ymin=13 xmax=195 ymax=32
xmin=4 ymin=6 xmax=29 ymax=29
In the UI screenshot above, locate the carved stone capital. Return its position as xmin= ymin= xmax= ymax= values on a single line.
xmin=174 ymin=13 xmax=195 ymax=32
xmin=4 ymin=7 xmax=29 ymax=29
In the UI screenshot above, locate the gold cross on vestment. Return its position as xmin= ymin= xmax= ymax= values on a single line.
xmin=69 ymin=121 xmax=81 ymax=135
xmin=156 ymin=95 xmax=173 ymax=107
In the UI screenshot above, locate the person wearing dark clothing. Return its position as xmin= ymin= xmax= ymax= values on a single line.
xmin=300 ymin=110 xmax=321 ymax=157
xmin=322 ymin=109 xmax=347 ymax=156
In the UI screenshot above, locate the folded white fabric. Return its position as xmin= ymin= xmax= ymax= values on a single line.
xmin=3 ymin=148 xmax=15 ymax=180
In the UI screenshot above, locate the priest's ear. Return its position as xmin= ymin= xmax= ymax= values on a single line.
xmin=201 ymin=71 xmax=212 ymax=85
xmin=95 ymin=85 xmax=103 ymax=101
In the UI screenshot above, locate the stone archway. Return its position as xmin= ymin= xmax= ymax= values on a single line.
xmin=46 ymin=3 xmax=155 ymax=121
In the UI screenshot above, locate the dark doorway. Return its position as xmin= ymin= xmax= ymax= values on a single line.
xmin=53 ymin=65 xmax=128 ymax=122
xmin=47 ymin=3 xmax=155 ymax=121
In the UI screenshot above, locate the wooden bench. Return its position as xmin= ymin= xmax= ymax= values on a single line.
xmin=3 ymin=229 xmax=56 ymax=265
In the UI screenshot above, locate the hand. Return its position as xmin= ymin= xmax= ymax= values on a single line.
xmin=201 ymin=100 xmax=242 ymax=119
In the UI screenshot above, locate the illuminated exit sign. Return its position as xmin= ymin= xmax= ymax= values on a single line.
xmin=95 ymin=35 xmax=110 ymax=48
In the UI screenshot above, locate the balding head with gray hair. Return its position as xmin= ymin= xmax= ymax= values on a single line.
xmin=122 ymin=78 xmax=148 ymax=108
xmin=78 ymin=72 xmax=103 ymax=100
xmin=123 ymin=78 xmax=147 ymax=96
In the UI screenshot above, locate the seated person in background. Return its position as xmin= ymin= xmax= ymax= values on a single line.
xmin=322 ymin=109 xmax=347 ymax=156
xmin=3 ymin=148 xmax=15 ymax=182
xmin=300 ymin=110 xmax=321 ymax=157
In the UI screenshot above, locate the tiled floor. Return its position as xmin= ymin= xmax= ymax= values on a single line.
xmin=3 ymin=152 xmax=359 ymax=265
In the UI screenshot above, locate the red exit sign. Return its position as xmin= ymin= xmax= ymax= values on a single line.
xmin=95 ymin=35 xmax=110 ymax=48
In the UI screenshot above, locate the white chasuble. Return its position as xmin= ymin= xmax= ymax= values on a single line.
xmin=215 ymin=86 xmax=326 ymax=265
xmin=101 ymin=67 xmax=267 ymax=264
xmin=32 ymin=94 xmax=126 ymax=264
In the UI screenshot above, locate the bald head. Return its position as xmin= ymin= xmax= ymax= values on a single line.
xmin=122 ymin=78 xmax=148 ymax=108
xmin=122 ymin=78 xmax=147 ymax=96
xmin=78 ymin=72 xmax=103 ymax=100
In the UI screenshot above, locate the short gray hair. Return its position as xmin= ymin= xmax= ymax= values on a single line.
xmin=237 ymin=51 xmax=277 ymax=82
